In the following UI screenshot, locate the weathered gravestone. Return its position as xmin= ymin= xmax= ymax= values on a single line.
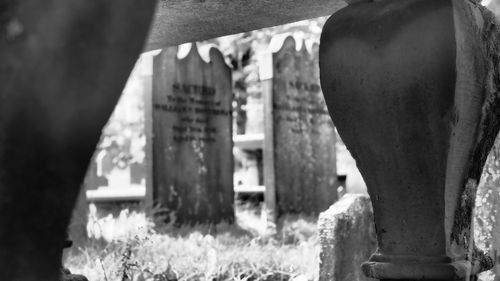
xmin=260 ymin=35 xmax=338 ymax=216
xmin=152 ymin=44 xmax=234 ymax=224
xmin=68 ymin=155 xmax=105 ymax=247
xmin=318 ymin=194 xmax=377 ymax=281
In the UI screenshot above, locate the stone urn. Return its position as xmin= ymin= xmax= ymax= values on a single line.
xmin=319 ymin=0 xmax=500 ymax=280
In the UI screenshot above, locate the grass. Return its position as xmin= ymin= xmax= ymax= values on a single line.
xmin=64 ymin=196 xmax=500 ymax=281
xmin=64 ymin=202 xmax=320 ymax=281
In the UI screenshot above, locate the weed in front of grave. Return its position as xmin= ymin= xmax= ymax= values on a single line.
xmin=64 ymin=205 xmax=319 ymax=281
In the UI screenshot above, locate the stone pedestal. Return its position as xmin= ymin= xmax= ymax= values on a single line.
xmin=319 ymin=0 xmax=500 ymax=280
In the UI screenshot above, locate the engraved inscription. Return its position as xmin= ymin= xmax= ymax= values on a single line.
xmin=274 ymin=80 xmax=333 ymax=135
xmin=154 ymin=83 xmax=230 ymax=143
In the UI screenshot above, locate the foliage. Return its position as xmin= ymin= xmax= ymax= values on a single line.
xmin=64 ymin=207 xmax=319 ymax=281
xmin=485 ymin=0 xmax=500 ymax=17
xmin=475 ymin=133 xmax=500 ymax=281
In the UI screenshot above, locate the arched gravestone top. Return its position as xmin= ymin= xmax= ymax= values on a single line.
xmin=152 ymin=43 xmax=234 ymax=225
xmin=261 ymin=35 xmax=338 ymax=216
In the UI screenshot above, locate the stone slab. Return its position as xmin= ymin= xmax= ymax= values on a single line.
xmin=152 ymin=45 xmax=234 ymax=224
xmin=319 ymin=194 xmax=377 ymax=281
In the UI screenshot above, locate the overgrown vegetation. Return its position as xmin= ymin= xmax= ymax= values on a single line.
xmin=475 ymin=133 xmax=500 ymax=281
xmin=64 ymin=204 xmax=319 ymax=281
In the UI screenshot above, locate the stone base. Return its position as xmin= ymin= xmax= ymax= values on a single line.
xmin=362 ymin=253 xmax=494 ymax=280
xmin=362 ymin=254 xmax=454 ymax=280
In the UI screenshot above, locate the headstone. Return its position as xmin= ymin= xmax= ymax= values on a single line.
xmin=140 ymin=53 xmax=155 ymax=207
xmin=234 ymin=149 xmax=261 ymax=188
xmin=67 ymin=156 xmax=100 ymax=247
xmin=130 ymin=161 xmax=145 ymax=185
xmin=245 ymin=96 xmax=264 ymax=134
xmin=82 ymin=157 xmax=101 ymax=190
xmin=100 ymin=143 xmax=120 ymax=176
xmin=67 ymin=184 xmax=89 ymax=247
xmin=318 ymin=194 xmax=377 ymax=281
xmin=260 ymin=35 xmax=338 ymax=216
xmin=152 ymin=44 xmax=234 ymax=224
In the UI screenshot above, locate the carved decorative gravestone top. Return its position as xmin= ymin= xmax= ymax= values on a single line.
xmin=152 ymin=44 xmax=234 ymax=224
xmin=261 ymin=35 xmax=338 ymax=217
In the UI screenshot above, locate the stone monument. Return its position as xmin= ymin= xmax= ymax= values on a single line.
xmin=152 ymin=44 xmax=234 ymax=224
xmin=319 ymin=0 xmax=500 ymax=280
xmin=260 ymin=35 xmax=338 ymax=217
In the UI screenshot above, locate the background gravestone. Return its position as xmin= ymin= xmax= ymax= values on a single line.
xmin=261 ymin=36 xmax=338 ymax=216
xmin=152 ymin=45 xmax=234 ymax=224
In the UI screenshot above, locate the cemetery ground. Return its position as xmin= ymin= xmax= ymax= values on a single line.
xmin=64 ymin=201 xmax=320 ymax=281
xmin=63 ymin=5 xmax=500 ymax=281
xmin=63 ymin=187 xmax=500 ymax=281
